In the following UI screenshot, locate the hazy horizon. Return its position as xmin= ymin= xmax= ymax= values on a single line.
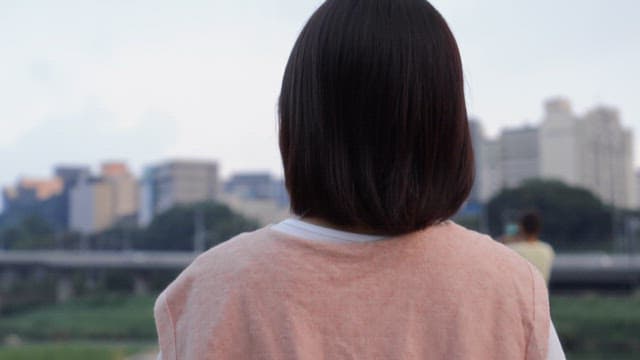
xmin=1 ymin=0 xmax=638 ymax=186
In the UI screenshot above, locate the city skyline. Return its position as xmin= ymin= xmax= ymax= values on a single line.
xmin=471 ymin=98 xmax=637 ymax=209
xmin=0 ymin=98 xmax=636 ymax=191
xmin=1 ymin=0 xmax=638 ymax=187
xmin=1 ymin=159 xmax=290 ymax=232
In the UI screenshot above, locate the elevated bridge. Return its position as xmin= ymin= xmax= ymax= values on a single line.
xmin=0 ymin=251 xmax=639 ymax=304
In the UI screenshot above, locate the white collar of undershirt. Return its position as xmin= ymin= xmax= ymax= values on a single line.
xmin=271 ymin=218 xmax=387 ymax=244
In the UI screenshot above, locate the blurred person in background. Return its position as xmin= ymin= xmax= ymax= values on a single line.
xmin=509 ymin=212 xmax=556 ymax=284
xmin=498 ymin=221 xmax=521 ymax=244
xmin=154 ymin=0 xmax=564 ymax=359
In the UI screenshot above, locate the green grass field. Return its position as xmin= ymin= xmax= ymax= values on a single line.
xmin=0 ymin=342 xmax=146 ymax=360
xmin=0 ymin=295 xmax=156 ymax=341
xmin=0 ymin=293 xmax=639 ymax=358
xmin=551 ymin=294 xmax=640 ymax=355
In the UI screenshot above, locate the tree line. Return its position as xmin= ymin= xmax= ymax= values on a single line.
xmin=2 ymin=180 xmax=638 ymax=252
xmin=485 ymin=179 xmax=639 ymax=251
xmin=0 ymin=201 xmax=260 ymax=251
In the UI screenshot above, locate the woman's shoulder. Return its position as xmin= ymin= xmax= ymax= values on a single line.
xmin=443 ymin=223 xmax=551 ymax=359
xmin=423 ymin=221 xmax=542 ymax=283
xmin=157 ymin=227 xmax=278 ymax=300
xmin=425 ymin=222 xmax=549 ymax=325
xmin=175 ymin=226 xmax=279 ymax=280
xmin=429 ymin=221 xmax=526 ymax=258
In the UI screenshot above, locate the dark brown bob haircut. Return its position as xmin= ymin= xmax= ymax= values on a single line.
xmin=278 ymin=0 xmax=474 ymax=235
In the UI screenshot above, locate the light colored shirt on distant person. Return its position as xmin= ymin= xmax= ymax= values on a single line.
xmin=509 ymin=240 xmax=555 ymax=284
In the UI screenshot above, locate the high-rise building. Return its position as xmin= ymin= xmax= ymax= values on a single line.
xmin=467 ymin=119 xmax=504 ymax=203
xmin=579 ymin=107 xmax=635 ymax=208
xmin=101 ymin=162 xmax=138 ymax=219
xmin=2 ymin=177 xmax=67 ymax=230
xmin=468 ymin=119 xmax=485 ymax=203
xmin=225 ymin=172 xmax=274 ymax=200
xmin=69 ymin=177 xmax=114 ymax=234
xmin=500 ymin=126 xmax=540 ymax=189
xmin=69 ymin=162 xmax=138 ymax=234
xmin=539 ymin=98 xmax=580 ymax=185
xmin=470 ymin=97 xmax=636 ymax=208
xmin=224 ymin=172 xmax=288 ymax=205
xmin=1 ymin=167 xmax=91 ymax=230
xmin=54 ymin=165 xmax=92 ymax=228
xmin=467 ymin=122 xmax=539 ymax=202
xmin=138 ymin=167 xmax=158 ymax=227
xmin=138 ymin=160 xmax=219 ymax=226
xmin=2 ymin=177 xmax=64 ymax=210
xmin=480 ymin=139 xmax=503 ymax=202
xmin=540 ymin=98 xmax=636 ymax=208
xmin=636 ymin=169 xmax=640 ymax=209
xmin=220 ymin=172 xmax=290 ymax=225
xmin=54 ymin=166 xmax=91 ymax=188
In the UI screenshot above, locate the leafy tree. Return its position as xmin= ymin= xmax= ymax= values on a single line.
xmin=0 ymin=201 xmax=260 ymax=251
xmin=487 ymin=179 xmax=612 ymax=248
xmin=134 ymin=201 xmax=260 ymax=251
xmin=0 ymin=215 xmax=56 ymax=249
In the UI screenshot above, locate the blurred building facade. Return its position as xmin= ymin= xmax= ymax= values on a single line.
xmin=540 ymin=98 xmax=580 ymax=184
xmin=1 ymin=159 xmax=292 ymax=232
xmin=224 ymin=172 xmax=289 ymax=206
xmin=636 ymin=170 xmax=640 ymax=209
xmin=500 ymin=126 xmax=540 ymax=189
xmin=469 ymin=122 xmax=539 ymax=202
xmin=579 ymin=107 xmax=635 ymax=208
xmin=54 ymin=166 xmax=92 ymax=228
xmin=225 ymin=172 xmax=274 ymax=200
xmin=469 ymin=119 xmax=504 ymax=203
xmin=540 ymin=99 xmax=635 ymax=208
xmin=138 ymin=160 xmax=219 ymax=226
xmin=55 ymin=166 xmax=91 ymax=189
xmin=480 ymin=139 xmax=503 ymax=202
xmin=101 ymin=162 xmax=138 ymax=219
xmin=468 ymin=119 xmax=485 ymax=203
xmin=473 ymin=97 xmax=637 ymax=208
xmin=220 ymin=172 xmax=290 ymax=225
xmin=2 ymin=177 xmax=64 ymax=210
xmin=69 ymin=162 xmax=138 ymax=234
xmin=1 ymin=177 xmax=66 ymax=230
xmin=69 ymin=177 xmax=114 ymax=234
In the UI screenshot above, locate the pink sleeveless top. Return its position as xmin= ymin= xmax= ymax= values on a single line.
xmin=154 ymin=222 xmax=550 ymax=359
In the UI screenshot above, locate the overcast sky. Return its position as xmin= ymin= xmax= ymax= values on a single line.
xmin=0 ymin=0 xmax=638 ymax=187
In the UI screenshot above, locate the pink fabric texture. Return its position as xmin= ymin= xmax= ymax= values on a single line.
xmin=154 ymin=222 xmax=550 ymax=359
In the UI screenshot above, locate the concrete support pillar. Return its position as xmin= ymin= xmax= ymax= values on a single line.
xmin=1 ymin=268 xmax=20 ymax=313
xmin=133 ymin=273 xmax=149 ymax=296
xmin=56 ymin=272 xmax=74 ymax=303
xmin=84 ymin=270 xmax=99 ymax=291
xmin=0 ymin=268 xmax=18 ymax=291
